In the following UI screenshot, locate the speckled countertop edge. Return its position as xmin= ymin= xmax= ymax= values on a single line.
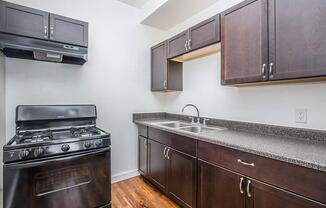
xmin=134 ymin=118 xmax=326 ymax=173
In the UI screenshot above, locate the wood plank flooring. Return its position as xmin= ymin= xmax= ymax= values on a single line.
xmin=112 ymin=176 xmax=180 ymax=208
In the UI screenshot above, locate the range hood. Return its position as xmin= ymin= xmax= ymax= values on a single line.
xmin=0 ymin=33 xmax=88 ymax=65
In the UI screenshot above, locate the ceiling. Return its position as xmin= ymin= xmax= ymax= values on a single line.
xmin=116 ymin=0 xmax=149 ymax=8
xmin=116 ymin=0 xmax=220 ymax=30
xmin=140 ymin=0 xmax=219 ymax=30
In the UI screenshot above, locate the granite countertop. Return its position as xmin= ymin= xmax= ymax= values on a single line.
xmin=134 ymin=118 xmax=326 ymax=173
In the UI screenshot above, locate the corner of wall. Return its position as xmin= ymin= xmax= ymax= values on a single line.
xmin=0 ymin=56 xmax=6 ymax=190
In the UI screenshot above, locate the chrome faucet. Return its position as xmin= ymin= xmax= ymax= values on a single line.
xmin=182 ymin=104 xmax=200 ymax=123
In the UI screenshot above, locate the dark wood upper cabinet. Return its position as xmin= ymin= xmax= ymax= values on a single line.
xmin=151 ymin=41 xmax=168 ymax=91
xmin=151 ymin=41 xmax=182 ymax=92
xmin=0 ymin=1 xmax=49 ymax=40
xmin=0 ymin=1 xmax=88 ymax=47
xmin=222 ymin=0 xmax=326 ymax=85
xmin=138 ymin=136 xmax=148 ymax=177
xmin=168 ymin=15 xmax=221 ymax=59
xmin=151 ymin=14 xmax=221 ymax=91
xmin=221 ymin=0 xmax=268 ymax=85
xmin=148 ymin=139 xmax=167 ymax=192
xmin=167 ymin=149 xmax=196 ymax=208
xmin=49 ymin=13 xmax=88 ymax=47
xmin=167 ymin=31 xmax=189 ymax=59
xmin=247 ymin=179 xmax=326 ymax=208
xmin=268 ymin=0 xmax=326 ymax=81
xmin=197 ymin=160 xmax=246 ymax=208
xmin=189 ymin=14 xmax=220 ymax=51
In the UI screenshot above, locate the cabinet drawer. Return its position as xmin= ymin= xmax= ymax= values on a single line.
xmin=138 ymin=125 xmax=148 ymax=138
xmin=198 ymin=141 xmax=326 ymax=204
xmin=148 ymin=127 xmax=196 ymax=157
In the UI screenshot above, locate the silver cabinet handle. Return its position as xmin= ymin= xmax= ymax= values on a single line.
xmin=44 ymin=26 xmax=48 ymax=38
xmin=269 ymin=63 xmax=274 ymax=78
xmin=144 ymin=140 xmax=147 ymax=149
xmin=188 ymin=39 xmax=191 ymax=50
xmin=261 ymin=64 xmax=266 ymax=78
xmin=163 ymin=80 xmax=167 ymax=89
xmin=237 ymin=159 xmax=255 ymax=167
xmin=239 ymin=177 xmax=245 ymax=194
xmin=185 ymin=41 xmax=188 ymax=51
xmin=50 ymin=26 xmax=54 ymax=39
xmin=247 ymin=180 xmax=252 ymax=198
xmin=163 ymin=147 xmax=167 ymax=158
xmin=166 ymin=148 xmax=170 ymax=160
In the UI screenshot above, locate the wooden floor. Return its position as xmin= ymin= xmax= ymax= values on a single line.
xmin=112 ymin=176 xmax=180 ymax=208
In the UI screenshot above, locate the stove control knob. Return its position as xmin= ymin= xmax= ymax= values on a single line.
xmin=84 ymin=141 xmax=91 ymax=149
xmin=61 ymin=144 xmax=70 ymax=152
xmin=94 ymin=139 xmax=103 ymax=147
xmin=34 ymin=148 xmax=44 ymax=157
xmin=19 ymin=150 xmax=29 ymax=159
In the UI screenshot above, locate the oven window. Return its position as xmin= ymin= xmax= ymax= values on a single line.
xmin=34 ymin=165 xmax=92 ymax=196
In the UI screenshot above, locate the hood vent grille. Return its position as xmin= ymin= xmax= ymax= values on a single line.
xmin=0 ymin=33 xmax=87 ymax=65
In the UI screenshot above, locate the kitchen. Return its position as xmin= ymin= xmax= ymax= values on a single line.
xmin=0 ymin=0 xmax=326 ymax=207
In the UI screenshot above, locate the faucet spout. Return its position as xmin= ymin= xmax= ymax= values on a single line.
xmin=182 ymin=104 xmax=200 ymax=122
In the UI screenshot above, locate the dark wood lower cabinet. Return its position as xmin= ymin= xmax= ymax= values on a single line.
xmin=138 ymin=126 xmax=326 ymax=208
xmin=247 ymin=179 xmax=326 ymax=208
xmin=197 ymin=160 xmax=246 ymax=208
xmin=138 ymin=136 xmax=147 ymax=176
xmin=148 ymin=139 xmax=167 ymax=192
xmin=167 ymin=149 xmax=196 ymax=208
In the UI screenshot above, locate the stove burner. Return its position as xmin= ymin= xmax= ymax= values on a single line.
xmin=70 ymin=127 xmax=101 ymax=137
xmin=17 ymin=130 xmax=53 ymax=144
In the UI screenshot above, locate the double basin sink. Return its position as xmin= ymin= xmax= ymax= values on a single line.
xmin=156 ymin=121 xmax=226 ymax=134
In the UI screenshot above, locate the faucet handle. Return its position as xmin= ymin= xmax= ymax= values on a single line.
xmin=188 ymin=116 xmax=195 ymax=123
xmin=203 ymin=118 xmax=210 ymax=126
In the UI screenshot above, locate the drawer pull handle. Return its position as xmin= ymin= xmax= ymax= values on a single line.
xmin=247 ymin=180 xmax=252 ymax=198
xmin=163 ymin=147 xmax=167 ymax=158
xmin=166 ymin=148 xmax=170 ymax=160
xmin=239 ymin=177 xmax=245 ymax=194
xmin=237 ymin=159 xmax=255 ymax=167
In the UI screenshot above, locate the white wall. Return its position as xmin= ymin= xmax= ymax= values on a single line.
xmin=0 ymin=56 xmax=5 ymax=189
xmin=163 ymin=0 xmax=326 ymax=131
xmin=3 ymin=0 xmax=326 ymax=191
xmin=5 ymin=0 xmax=167 ymax=182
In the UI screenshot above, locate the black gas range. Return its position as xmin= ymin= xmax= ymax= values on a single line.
xmin=3 ymin=105 xmax=111 ymax=208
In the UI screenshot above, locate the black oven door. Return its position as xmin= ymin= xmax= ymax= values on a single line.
xmin=4 ymin=147 xmax=111 ymax=208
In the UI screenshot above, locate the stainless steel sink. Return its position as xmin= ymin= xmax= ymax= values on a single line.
xmin=158 ymin=121 xmax=192 ymax=128
xmin=157 ymin=121 xmax=226 ymax=134
xmin=180 ymin=126 xmax=225 ymax=133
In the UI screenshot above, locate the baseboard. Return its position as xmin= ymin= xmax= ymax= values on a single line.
xmin=111 ymin=169 xmax=140 ymax=184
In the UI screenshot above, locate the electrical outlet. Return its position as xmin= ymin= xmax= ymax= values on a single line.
xmin=295 ymin=109 xmax=307 ymax=124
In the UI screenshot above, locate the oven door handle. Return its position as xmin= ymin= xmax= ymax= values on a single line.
xmin=5 ymin=147 xmax=111 ymax=168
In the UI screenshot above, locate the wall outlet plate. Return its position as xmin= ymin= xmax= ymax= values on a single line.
xmin=295 ymin=109 xmax=307 ymax=124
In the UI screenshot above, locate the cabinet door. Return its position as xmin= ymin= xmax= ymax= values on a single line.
xmin=49 ymin=14 xmax=88 ymax=47
xmin=197 ymin=160 xmax=246 ymax=208
xmin=167 ymin=148 xmax=196 ymax=208
xmin=148 ymin=139 xmax=167 ymax=192
xmin=167 ymin=31 xmax=188 ymax=58
xmin=221 ymin=0 xmax=268 ymax=85
xmin=268 ymin=0 xmax=326 ymax=80
xmin=0 ymin=1 xmax=49 ymax=40
xmin=151 ymin=41 xmax=168 ymax=91
xmin=138 ymin=136 xmax=148 ymax=177
xmin=189 ymin=14 xmax=220 ymax=51
xmin=247 ymin=179 xmax=326 ymax=208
